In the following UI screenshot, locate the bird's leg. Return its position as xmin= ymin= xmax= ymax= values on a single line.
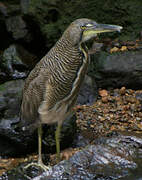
xmin=55 ymin=122 xmax=62 ymax=163
xmin=24 ymin=124 xmax=50 ymax=171
xmin=37 ymin=124 xmax=43 ymax=164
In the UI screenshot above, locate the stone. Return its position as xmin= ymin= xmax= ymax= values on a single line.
xmin=99 ymin=89 xmax=108 ymax=97
xmin=1 ymin=132 xmax=142 ymax=179
xmin=89 ymin=50 xmax=142 ymax=89
xmin=120 ymin=86 xmax=126 ymax=95
xmin=0 ymin=44 xmax=37 ymax=83
xmin=77 ymin=75 xmax=98 ymax=105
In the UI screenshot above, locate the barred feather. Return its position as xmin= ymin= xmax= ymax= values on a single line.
xmin=20 ymin=19 xmax=89 ymax=131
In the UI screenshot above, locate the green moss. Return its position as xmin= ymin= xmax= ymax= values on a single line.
xmin=27 ymin=0 xmax=142 ymax=48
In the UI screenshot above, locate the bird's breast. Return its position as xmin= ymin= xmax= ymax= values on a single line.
xmin=60 ymin=43 xmax=89 ymax=109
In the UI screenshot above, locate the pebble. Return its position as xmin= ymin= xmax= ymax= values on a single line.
xmin=76 ymin=88 xmax=142 ymax=137
xmin=102 ymin=96 xmax=108 ymax=103
xmin=120 ymin=87 xmax=126 ymax=95
xmin=99 ymin=89 xmax=108 ymax=97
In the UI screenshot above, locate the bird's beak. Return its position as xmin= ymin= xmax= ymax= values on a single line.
xmin=82 ymin=22 xmax=123 ymax=42
xmin=93 ymin=23 xmax=123 ymax=34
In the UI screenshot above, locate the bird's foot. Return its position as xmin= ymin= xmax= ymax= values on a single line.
xmin=24 ymin=161 xmax=51 ymax=171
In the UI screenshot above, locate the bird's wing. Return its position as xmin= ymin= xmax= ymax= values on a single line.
xmin=38 ymin=78 xmax=73 ymax=112
xmin=20 ymin=68 xmax=48 ymax=130
xmin=37 ymin=78 xmax=75 ymax=125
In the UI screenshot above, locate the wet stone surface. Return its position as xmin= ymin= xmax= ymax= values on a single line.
xmin=77 ymin=75 xmax=98 ymax=105
xmin=0 ymin=132 xmax=142 ymax=180
xmin=0 ymin=79 xmax=36 ymax=156
xmin=0 ymin=45 xmax=30 ymax=83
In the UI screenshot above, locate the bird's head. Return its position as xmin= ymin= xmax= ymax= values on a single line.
xmin=64 ymin=18 xmax=123 ymax=45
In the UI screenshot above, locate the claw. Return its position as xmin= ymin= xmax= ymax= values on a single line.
xmin=24 ymin=162 xmax=51 ymax=171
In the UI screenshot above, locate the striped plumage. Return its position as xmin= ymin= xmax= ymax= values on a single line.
xmin=20 ymin=18 xmax=122 ymax=168
xmin=21 ymin=19 xmax=89 ymax=130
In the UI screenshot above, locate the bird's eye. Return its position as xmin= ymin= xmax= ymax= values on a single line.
xmin=81 ymin=26 xmax=87 ymax=29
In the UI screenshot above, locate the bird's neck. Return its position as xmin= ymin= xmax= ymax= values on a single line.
xmin=57 ymin=36 xmax=78 ymax=51
xmin=56 ymin=34 xmax=88 ymax=58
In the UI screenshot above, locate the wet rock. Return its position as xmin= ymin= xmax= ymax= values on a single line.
xmin=0 ymin=79 xmax=34 ymax=156
xmin=73 ymin=133 xmax=90 ymax=148
xmin=77 ymin=75 xmax=98 ymax=105
xmin=0 ymin=80 xmax=24 ymax=116
xmin=89 ymin=50 xmax=142 ymax=89
xmin=1 ymin=132 xmax=142 ymax=179
xmin=0 ymin=44 xmax=37 ymax=83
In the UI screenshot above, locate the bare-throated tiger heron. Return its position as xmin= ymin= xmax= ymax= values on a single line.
xmin=20 ymin=18 xmax=122 ymax=170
